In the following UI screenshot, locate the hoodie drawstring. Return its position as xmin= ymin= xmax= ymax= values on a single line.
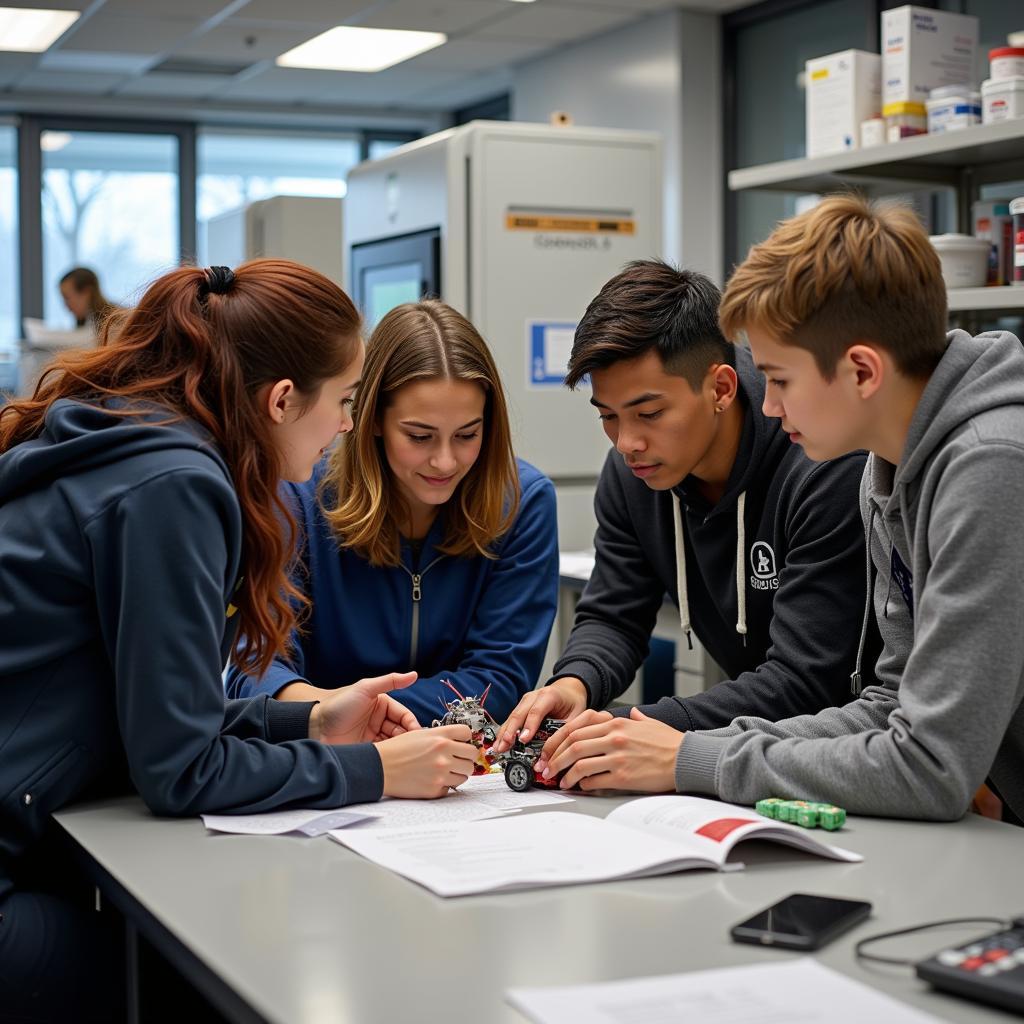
xmin=673 ymin=491 xmax=748 ymax=651
xmin=671 ymin=495 xmax=693 ymax=650
xmin=851 ymin=505 xmax=876 ymax=696
xmin=735 ymin=492 xmax=748 ymax=645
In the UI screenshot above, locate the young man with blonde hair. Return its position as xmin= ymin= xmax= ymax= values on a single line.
xmin=545 ymin=195 xmax=1024 ymax=825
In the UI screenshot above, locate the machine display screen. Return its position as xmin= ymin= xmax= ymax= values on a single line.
xmin=363 ymin=261 xmax=423 ymax=330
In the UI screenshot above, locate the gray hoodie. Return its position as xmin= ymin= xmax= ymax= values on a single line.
xmin=678 ymin=330 xmax=1024 ymax=823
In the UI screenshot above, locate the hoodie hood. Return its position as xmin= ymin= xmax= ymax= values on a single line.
xmin=0 ymin=398 xmax=230 ymax=504
xmin=896 ymin=330 xmax=1024 ymax=491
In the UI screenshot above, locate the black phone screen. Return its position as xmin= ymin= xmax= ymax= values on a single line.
xmin=730 ymin=893 xmax=872 ymax=951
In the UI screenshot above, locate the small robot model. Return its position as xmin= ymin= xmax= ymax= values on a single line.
xmin=430 ymin=680 xmax=500 ymax=775
xmin=495 ymin=717 xmax=567 ymax=793
xmin=429 ymin=681 xmax=567 ymax=791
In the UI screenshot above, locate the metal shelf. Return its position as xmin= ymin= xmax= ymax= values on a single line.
xmin=947 ymin=286 xmax=1024 ymax=312
xmin=728 ymin=119 xmax=1024 ymax=194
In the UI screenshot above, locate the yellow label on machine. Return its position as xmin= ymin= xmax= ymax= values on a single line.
xmin=505 ymin=213 xmax=635 ymax=234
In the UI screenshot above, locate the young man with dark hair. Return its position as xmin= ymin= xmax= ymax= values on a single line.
xmin=542 ymin=200 xmax=1023 ymax=825
xmin=495 ymin=260 xmax=879 ymax=789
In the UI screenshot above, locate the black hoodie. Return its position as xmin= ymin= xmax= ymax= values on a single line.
xmin=552 ymin=346 xmax=879 ymax=728
xmin=0 ymin=399 xmax=383 ymax=896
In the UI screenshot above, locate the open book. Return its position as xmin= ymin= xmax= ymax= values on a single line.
xmin=329 ymin=795 xmax=862 ymax=897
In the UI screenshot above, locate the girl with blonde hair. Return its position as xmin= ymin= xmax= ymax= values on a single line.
xmin=228 ymin=299 xmax=559 ymax=724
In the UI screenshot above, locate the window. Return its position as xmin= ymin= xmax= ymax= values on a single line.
xmin=197 ymin=129 xmax=360 ymax=263
xmin=0 ymin=123 xmax=17 ymax=392
xmin=41 ymin=129 xmax=179 ymax=328
xmin=727 ymin=0 xmax=872 ymax=270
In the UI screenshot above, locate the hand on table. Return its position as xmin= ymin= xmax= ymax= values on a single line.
xmin=538 ymin=707 xmax=685 ymax=794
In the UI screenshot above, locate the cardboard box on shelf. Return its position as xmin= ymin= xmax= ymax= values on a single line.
xmin=882 ymin=5 xmax=978 ymax=107
xmin=805 ymin=49 xmax=880 ymax=158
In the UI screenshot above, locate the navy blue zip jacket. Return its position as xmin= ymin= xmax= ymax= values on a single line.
xmin=225 ymin=459 xmax=559 ymax=725
xmin=0 ymin=400 xmax=384 ymax=898
xmin=555 ymin=345 xmax=881 ymax=728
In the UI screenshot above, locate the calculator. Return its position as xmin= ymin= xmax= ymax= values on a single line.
xmin=915 ymin=920 xmax=1024 ymax=1016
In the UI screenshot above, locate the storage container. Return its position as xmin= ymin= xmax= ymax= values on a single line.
xmin=1011 ymin=197 xmax=1024 ymax=286
xmin=972 ymin=200 xmax=1013 ymax=286
xmin=860 ymin=117 xmax=886 ymax=148
xmin=926 ymin=85 xmax=981 ymax=133
xmin=928 ymin=234 xmax=991 ymax=288
xmin=989 ymin=47 xmax=1024 ymax=81
xmin=982 ymin=76 xmax=1024 ymax=124
xmin=883 ymin=101 xmax=927 ymax=141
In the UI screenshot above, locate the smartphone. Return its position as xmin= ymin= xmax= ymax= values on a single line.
xmin=730 ymin=893 xmax=872 ymax=951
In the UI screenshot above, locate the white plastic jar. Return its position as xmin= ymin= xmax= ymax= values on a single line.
xmin=990 ymin=47 xmax=1024 ymax=81
xmin=982 ymin=76 xmax=1024 ymax=124
xmin=926 ymin=85 xmax=981 ymax=133
xmin=928 ymin=234 xmax=991 ymax=289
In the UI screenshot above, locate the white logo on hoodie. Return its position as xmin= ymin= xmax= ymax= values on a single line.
xmin=750 ymin=541 xmax=779 ymax=590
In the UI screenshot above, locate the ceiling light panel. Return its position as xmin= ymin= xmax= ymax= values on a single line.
xmin=276 ymin=26 xmax=446 ymax=73
xmin=0 ymin=6 xmax=79 ymax=52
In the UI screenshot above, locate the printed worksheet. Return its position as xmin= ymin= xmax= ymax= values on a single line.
xmin=507 ymin=959 xmax=943 ymax=1024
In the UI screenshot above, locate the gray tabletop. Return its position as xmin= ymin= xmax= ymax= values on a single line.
xmin=55 ymin=794 xmax=1024 ymax=1024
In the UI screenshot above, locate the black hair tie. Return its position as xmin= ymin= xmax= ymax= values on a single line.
xmin=198 ymin=265 xmax=235 ymax=302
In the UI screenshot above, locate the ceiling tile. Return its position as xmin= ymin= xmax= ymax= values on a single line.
xmin=100 ymin=0 xmax=236 ymax=15
xmin=402 ymin=35 xmax=552 ymax=73
xmin=311 ymin=65 xmax=467 ymax=105
xmin=217 ymin=64 xmax=336 ymax=102
xmin=172 ymin=18 xmax=319 ymax=61
xmin=57 ymin=13 xmax=201 ymax=53
xmin=0 ymin=52 xmax=37 ymax=88
xmin=476 ymin=3 xmax=634 ymax=42
xmin=354 ymin=0 xmax=512 ymax=35
xmin=40 ymin=50 xmax=158 ymax=74
xmin=114 ymin=70 xmax=228 ymax=97
xmin=13 ymin=69 xmax=125 ymax=93
xmin=232 ymin=0 xmax=373 ymax=24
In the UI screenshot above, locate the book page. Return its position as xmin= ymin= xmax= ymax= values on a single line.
xmin=507 ymin=959 xmax=943 ymax=1024
xmin=607 ymin=797 xmax=862 ymax=865
xmin=329 ymin=812 xmax=708 ymax=897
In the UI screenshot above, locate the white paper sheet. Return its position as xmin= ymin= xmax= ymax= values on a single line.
xmin=202 ymin=808 xmax=374 ymax=836
xmin=507 ymin=959 xmax=944 ymax=1024
xmin=342 ymin=773 xmax=573 ymax=831
xmin=559 ymin=550 xmax=596 ymax=581
xmin=329 ymin=813 xmax=700 ymax=896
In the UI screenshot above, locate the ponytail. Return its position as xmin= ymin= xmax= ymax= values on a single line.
xmin=1 ymin=259 xmax=362 ymax=673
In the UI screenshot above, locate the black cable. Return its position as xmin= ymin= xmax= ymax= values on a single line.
xmin=855 ymin=917 xmax=1010 ymax=967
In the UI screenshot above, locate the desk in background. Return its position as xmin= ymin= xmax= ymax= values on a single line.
xmin=55 ymin=794 xmax=1023 ymax=1024
xmin=557 ymin=550 xmax=723 ymax=706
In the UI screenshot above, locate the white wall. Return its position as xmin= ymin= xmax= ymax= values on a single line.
xmin=512 ymin=8 xmax=722 ymax=283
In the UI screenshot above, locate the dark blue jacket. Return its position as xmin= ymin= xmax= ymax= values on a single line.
xmin=0 ymin=400 xmax=383 ymax=897
xmin=225 ymin=459 xmax=559 ymax=725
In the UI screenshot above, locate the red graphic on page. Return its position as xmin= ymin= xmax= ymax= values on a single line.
xmin=695 ymin=817 xmax=757 ymax=842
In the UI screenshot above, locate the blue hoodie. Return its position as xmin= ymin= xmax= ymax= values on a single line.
xmin=0 ymin=399 xmax=384 ymax=897
xmin=225 ymin=459 xmax=559 ymax=725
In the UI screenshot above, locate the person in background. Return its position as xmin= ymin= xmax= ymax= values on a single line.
xmin=0 ymin=261 xmax=477 ymax=1021
xmin=495 ymin=260 xmax=879 ymax=791
xmin=544 ymin=196 xmax=1024 ymax=826
xmin=227 ymin=299 xmax=559 ymax=726
xmin=58 ymin=266 xmax=118 ymax=331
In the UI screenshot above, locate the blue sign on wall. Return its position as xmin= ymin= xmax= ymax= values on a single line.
xmin=528 ymin=321 xmax=577 ymax=388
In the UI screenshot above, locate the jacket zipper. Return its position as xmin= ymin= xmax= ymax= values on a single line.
xmin=402 ymin=556 xmax=443 ymax=665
